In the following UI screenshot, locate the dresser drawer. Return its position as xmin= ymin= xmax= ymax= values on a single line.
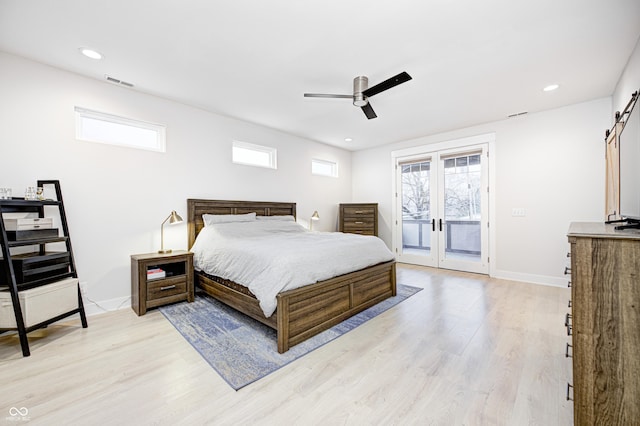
xmin=146 ymin=276 xmax=187 ymax=301
xmin=342 ymin=206 xmax=376 ymax=216
xmin=342 ymin=224 xmax=375 ymax=235
xmin=342 ymin=217 xmax=375 ymax=226
xmin=343 ymin=220 xmax=375 ymax=231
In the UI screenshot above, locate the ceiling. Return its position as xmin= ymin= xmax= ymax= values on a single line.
xmin=1 ymin=1 xmax=639 ymax=151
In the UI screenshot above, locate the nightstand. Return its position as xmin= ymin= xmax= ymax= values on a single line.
xmin=130 ymin=250 xmax=194 ymax=316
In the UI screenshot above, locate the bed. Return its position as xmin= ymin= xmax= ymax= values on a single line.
xmin=187 ymin=199 xmax=396 ymax=353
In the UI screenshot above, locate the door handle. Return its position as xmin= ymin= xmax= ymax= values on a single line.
xmin=431 ymin=218 xmax=435 ymax=232
xmin=438 ymin=218 xmax=443 ymax=232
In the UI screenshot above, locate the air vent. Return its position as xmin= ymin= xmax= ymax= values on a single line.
xmin=507 ymin=111 xmax=528 ymax=118
xmin=105 ymin=75 xmax=134 ymax=88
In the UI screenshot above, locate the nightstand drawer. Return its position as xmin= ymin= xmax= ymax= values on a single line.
xmin=146 ymin=276 xmax=187 ymax=301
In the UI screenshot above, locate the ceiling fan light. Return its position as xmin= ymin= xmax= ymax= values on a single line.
xmin=353 ymin=93 xmax=368 ymax=107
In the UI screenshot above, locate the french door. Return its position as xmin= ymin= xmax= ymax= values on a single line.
xmin=394 ymin=144 xmax=489 ymax=274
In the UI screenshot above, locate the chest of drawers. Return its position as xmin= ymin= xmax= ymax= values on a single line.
xmin=339 ymin=203 xmax=378 ymax=236
xmin=566 ymin=222 xmax=640 ymax=425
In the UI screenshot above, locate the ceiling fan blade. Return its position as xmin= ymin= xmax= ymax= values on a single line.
xmin=304 ymin=93 xmax=352 ymax=99
xmin=361 ymin=102 xmax=377 ymax=119
xmin=362 ymin=71 xmax=412 ymax=98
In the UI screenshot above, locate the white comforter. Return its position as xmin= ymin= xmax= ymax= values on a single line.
xmin=191 ymin=220 xmax=394 ymax=317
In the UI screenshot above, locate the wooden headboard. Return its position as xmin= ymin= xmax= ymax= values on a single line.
xmin=187 ymin=199 xmax=297 ymax=248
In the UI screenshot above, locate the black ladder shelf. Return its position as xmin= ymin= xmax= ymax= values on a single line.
xmin=0 ymin=180 xmax=87 ymax=356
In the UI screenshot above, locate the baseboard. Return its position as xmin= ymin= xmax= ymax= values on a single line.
xmin=491 ymin=269 xmax=568 ymax=288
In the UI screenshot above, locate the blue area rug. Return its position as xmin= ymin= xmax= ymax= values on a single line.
xmin=160 ymin=284 xmax=422 ymax=390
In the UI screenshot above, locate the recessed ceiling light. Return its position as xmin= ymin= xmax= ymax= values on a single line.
xmin=543 ymin=84 xmax=559 ymax=92
xmin=344 ymin=138 xmax=353 ymax=142
xmin=79 ymin=48 xmax=102 ymax=60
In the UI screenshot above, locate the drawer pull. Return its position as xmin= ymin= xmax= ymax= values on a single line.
xmin=565 ymin=342 xmax=573 ymax=358
xmin=355 ymin=210 xmax=364 ymax=214
xmin=566 ymin=252 xmax=571 ymax=258
xmin=160 ymin=285 xmax=177 ymax=291
xmin=566 ymin=383 xmax=573 ymax=401
xmin=566 ymin=324 xmax=572 ymax=336
xmin=564 ymin=313 xmax=572 ymax=327
xmin=355 ymin=221 xmax=364 ymax=224
xmin=567 ymin=280 xmax=571 ymax=288
xmin=564 ymin=266 xmax=571 ymax=275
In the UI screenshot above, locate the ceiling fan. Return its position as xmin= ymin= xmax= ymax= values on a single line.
xmin=304 ymin=71 xmax=412 ymax=119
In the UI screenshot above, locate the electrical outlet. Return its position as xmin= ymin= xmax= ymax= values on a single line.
xmin=512 ymin=208 xmax=526 ymax=217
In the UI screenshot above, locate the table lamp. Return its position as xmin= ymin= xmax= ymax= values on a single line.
xmin=310 ymin=210 xmax=319 ymax=231
xmin=159 ymin=210 xmax=183 ymax=253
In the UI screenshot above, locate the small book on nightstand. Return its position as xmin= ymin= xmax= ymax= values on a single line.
xmin=146 ymin=268 xmax=166 ymax=280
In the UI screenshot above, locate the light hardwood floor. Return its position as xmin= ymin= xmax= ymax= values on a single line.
xmin=0 ymin=264 xmax=573 ymax=425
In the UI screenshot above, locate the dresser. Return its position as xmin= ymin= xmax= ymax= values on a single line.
xmin=339 ymin=203 xmax=378 ymax=236
xmin=566 ymin=222 xmax=640 ymax=425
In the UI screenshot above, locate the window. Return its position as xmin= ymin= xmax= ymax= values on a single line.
xmin=75 ymin=107 xmax=166 ymax=152
xmin=232 ymin=141 xmax=277 ymax=169
xmin=312 ymin=158 xmax=338 ymax=177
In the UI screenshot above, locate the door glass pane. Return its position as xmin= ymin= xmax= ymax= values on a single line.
xmin=443 ymin=154 xmax=481 ymax=262
xmin=401 ymin=160 xmax=431 ymax=256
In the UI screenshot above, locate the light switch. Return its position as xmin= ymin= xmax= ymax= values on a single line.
xmin=512 ymin=208 xmax=526 ymax=217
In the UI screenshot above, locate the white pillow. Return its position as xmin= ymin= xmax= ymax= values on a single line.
xmin=203 ymin=212 xmax=256 ymax=226
xmin=256 ymin=215 xmax=296 ymax=222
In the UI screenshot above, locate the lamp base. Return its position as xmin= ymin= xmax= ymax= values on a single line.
xmin=158 ymin=249 xmax=173 ymax=254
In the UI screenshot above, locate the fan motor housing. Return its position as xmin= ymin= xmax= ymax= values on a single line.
xmin=353 ymin=76 xmax=369 ymax=106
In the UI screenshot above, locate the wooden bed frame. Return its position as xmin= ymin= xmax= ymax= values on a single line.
xmin=187 ymin=199 xmax=396 ymax=353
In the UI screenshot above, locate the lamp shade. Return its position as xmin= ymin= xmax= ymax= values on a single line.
xmin=168 ymin=210 xmax=183 ymax=224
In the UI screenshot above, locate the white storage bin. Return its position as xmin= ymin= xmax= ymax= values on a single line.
xmin=0 ymin=278 xmax=79 ymax=328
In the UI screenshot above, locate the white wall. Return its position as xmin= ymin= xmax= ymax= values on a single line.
xmin=0 ymin=52 xmax=352 ymax=313
xmin=353 ymin=98 xmax=610 ymax=286
xmin=613 ymin=35 xmax=640 ymax=115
